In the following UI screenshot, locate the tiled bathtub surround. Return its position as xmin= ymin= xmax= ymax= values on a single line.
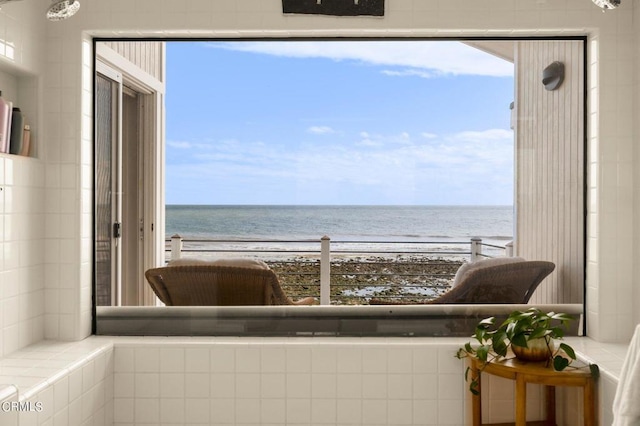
xmin=114 ymin=339 xmax=470 ymax=426
xmin=0 ymin=338 xmax=114 ymax=426
xmin=0 ymin=336 xmax=628 ymax=426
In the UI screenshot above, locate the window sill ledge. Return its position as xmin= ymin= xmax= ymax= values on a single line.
xmin=96 ymin=303 xmax=583 ymax=337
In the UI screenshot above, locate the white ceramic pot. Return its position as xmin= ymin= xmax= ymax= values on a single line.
xmin=512 ymin=337 xmax=554 ymax=362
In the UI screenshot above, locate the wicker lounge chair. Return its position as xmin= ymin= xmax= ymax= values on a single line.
xmin=145 ymin=265 xmax=316 ymax=306
xmin=370 ymin=260 xmax=555 ymax=305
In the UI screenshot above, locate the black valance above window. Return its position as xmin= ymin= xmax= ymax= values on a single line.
xmin=282 ymin=0 xmax=384 ymax=17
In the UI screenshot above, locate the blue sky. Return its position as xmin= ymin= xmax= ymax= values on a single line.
xmin=165 ymin=41 xmax=514 ymax=206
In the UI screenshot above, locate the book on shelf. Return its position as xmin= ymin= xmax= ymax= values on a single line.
xmin=9 ymin=107 xmax=24 ymax=155
xmin=3 ymin=108 xmax=31 ymax=157
xmin=0 ymin=96 xmax=32 ymax=157
xmin=0 ymin=92 xmax=11 ymax=153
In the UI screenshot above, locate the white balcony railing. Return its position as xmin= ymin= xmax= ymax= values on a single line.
xmin=167 ymin=235 xmax=513 ymax=305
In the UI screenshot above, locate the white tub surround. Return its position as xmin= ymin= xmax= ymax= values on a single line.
xmin=0 ymin=338 xmax=114 ymax=426
xmin=0 ymin=336 xmax=629 ymax=426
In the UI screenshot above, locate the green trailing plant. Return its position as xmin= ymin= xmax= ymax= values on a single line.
xmin=455 ymin=307 xmax=599 ymax=394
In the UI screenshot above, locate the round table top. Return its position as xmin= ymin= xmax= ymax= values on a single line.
xmin=471 ymin=354 xmax=595 ymax=384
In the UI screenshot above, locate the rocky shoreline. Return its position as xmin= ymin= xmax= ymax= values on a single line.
xmin=267 ymin=256 xmax=464 ymax=305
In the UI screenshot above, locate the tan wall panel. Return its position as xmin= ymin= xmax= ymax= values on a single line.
xmin=102 ymin=41 xmax=163 ymax=81
xmin=514 ymin=40 xmax=584 ymax=304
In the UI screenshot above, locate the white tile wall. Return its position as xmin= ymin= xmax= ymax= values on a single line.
xmin=0 ymin=0 xmax=46 ymax=358
xmin=113 ymin=339 xmax=474 ymax=426
xmin=108 ymin=337 xmax=621 ymax=426
xmin=0 ymin=154 xmax=45 ymax=357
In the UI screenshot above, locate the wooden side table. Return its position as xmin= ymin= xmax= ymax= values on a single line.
xmin=469 ymin=356 xmax=597 ymax=426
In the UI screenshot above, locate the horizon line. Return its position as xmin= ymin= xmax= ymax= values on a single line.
xmin=165 ymin=203 xmax=514 ymax=207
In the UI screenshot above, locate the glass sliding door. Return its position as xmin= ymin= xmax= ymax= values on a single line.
xmin=95 ymin=63 xmax=123 ymax=306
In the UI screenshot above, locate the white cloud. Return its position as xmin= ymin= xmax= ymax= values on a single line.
xmin=308 ymin=126 xmax=335 ymax=135
xmin=421 ymin=132 xmax=438 ymax=139
xmin=168 ymin=139 xmax=226 ymax=150
xmin=382 ymin=69 xmax=436 ymax=79
xmin=356 ymin=138 xmax=382 ymax=147
xmin=167 ymin=140 xmax=193 ymax=149
xmin=208 ymin=40 xmax=513 ymax=77
xmin=452 ymin=129 xmax=513 ymax=142
xmin=169 ymin=128 xmax=512 ymax=187
xmin=354 ymin=131 xmax=414 ymax=147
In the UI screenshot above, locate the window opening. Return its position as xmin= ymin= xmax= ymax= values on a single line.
xmin=94 ymin=38 xmax=586 ymax=337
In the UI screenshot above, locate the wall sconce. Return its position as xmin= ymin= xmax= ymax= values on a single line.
xmin=542 ymin=61 xmax=564 ymax=91
xmin=592 ymin=0 xmax=620 ymax=9
xmin=46 ymin=0 xmax=80 ymax=21
xmin=0 ymin=0 xmax=80 ymax=19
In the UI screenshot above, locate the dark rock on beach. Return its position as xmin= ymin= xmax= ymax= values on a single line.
xmin=267 ymin=256 xmax=463 ymax=305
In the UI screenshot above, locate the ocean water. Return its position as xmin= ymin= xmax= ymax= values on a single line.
xmin=166 ymin=205 xmax=513 ymax=255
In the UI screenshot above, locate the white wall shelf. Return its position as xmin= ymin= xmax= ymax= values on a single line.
xmin=0 ymin=64 xmax=38 ymax=158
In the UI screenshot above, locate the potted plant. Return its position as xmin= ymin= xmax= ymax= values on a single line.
xmin=455 ymin=307 xmax=599 ymax=394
